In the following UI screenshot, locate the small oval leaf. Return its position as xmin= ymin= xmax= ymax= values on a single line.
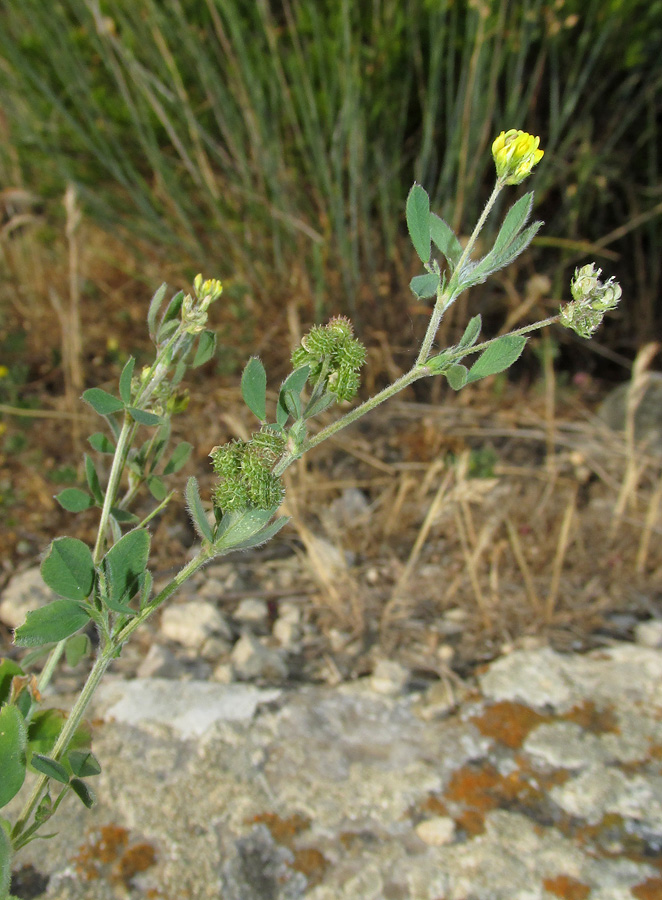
xmin=241 ymin=357 xmax=267 ymax=422
xmin=14 ymin=599 xmax=91 ymax=647
xmin=162 ymin=441 xmax=193 ymax=475
xmin=127 ymin=407 xmax=164 ymax=426
xmin=193 ymin=330 xmax=217 ymax=367
xmin=410 ymin=273 xmax=440 ymax=300
xmin=82 ymin=388 xmax=124 ymax=416
xmin=41 ymin=537 xmax=95 ymax=601
xmin=55 ymin=488 xmax=95 ymax=513
xmin=70 ymin=777 xmax=96 ymax=809
xmin=103 ymin=529 xmax=151 ymax=606
xmin=0 ymin=705 xmax=27 ymax=806
xmin=88 ymin=432 xmax=115 ymax=454
xmin=31 ymin=753 xmax=70 ymax=784
xmin=118 ymin=356 xmax=136 ymax=405
xmin=67 ymin=749 xmax=101 ymax=778
xmin=406 ymin=183 xmax=431 ymax=264
xmin=466 ymin=335 xmax=527 ymax=384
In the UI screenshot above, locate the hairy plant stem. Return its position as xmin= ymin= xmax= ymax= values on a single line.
xmin=12 ymin=648 xmax=113 ymax=848
xmin=416 ymin=179 xmax=504 ymax=368
xmin=29 ymin=329 xmax=187 ymax=717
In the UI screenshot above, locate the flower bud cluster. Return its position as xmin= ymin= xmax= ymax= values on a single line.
xmin=193 ymin=275 xmax=223 ymax=306
xmin=291 ymin=316 xmax=366 ymax=402
xmin=210 ymin=428 xmax=286 ymax=512
xmin=559 ymin=264 xmax=622 ymax=339
xmin=181 ymin=275 xmax=223 ymax=334
xmin=492 ymin=130 xmax=544 ymax=185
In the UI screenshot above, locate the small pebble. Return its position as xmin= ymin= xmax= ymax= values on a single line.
xmin=371 ymin=659 xmax=410 ymax=695
xmin=415 ymin=817 xmax=456 ymax=847
xmin=160 ymin=600 xmax=233 ymax=650
xmin=234 ymin=597 xmax=269 ymax=625
xmin=634 ymin=620 xmax=662 ymax=648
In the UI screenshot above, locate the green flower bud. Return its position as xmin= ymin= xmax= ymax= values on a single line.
xmin=193 ymin=274 xmax=223 ymax=306
xmin=560 ymin=263 xmax=622 ymax=339
xmin=181 ymin=293 xmax=209 ymax=334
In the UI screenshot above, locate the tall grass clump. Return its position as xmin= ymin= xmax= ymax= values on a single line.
xmin=0 ymin=0 xmax=659 ymax=335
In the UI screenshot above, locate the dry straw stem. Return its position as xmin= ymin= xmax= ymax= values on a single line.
xmin=611 ymin=342 xmax=661 ymax=538
xmin=381 ymin=466 xmax=453 ymax=632
xmin=505 ymin=516 xmax=542 ymax=615
xmin=636 ymin=477 xmax=662 ymax=574
xmin=545 ymin=486 xmax=578 ymax=622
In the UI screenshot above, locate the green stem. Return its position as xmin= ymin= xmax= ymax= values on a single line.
xmin=453 ymin=179 xmax=504 ymax=276
xmin=114 ymin=547 xmax=213 ymax=646
xmin=36 ymin=641 xmax=65 ymax=695
xmin=92 ymin=413 xmax=133 ymax=562
xmin=274 ymin=366 xmax=425 ymax=476
xmin=416 ymin=179 xmax=504 ymax=369
xmin=12 ymin=648 xmax=114 ymax=847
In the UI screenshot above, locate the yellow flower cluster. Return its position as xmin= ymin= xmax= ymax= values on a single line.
xmin=492 ymin=130 xmax=544 ymax=185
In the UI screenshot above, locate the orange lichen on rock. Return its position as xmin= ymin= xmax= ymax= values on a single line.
xmin=73 ymin=824 xmax=156 ymax=886
xmin=291 ymin=847 xmax=328 ymax=886
xmin=444 ymin=757 xmax=570 ymax=836
xmin=117 ymin=843 xmax=157 ymax=880
xmin=632 ymin=877 xmax=662 ymax=900
xmin=249 ymin=812 xmax=311 ymax=846
xmin=470 ymin=700 xmax=550 ymax=749
xmin=543 ymin=874 xmax=591 ymax=899
xmin=74 ymin=824 xmax=129 ymax=879
xmin=562 ymin=700 xmax=620 ymax=735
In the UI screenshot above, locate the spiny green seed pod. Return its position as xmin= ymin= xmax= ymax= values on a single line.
xmin=212 ymin=478 xmax=250 ymax=512
xmin=247 ymin=473 xmax=285 ymax=510
xmin=328 ymin=366 xmax=360 ymax=402
xmin=210 ymin=440 xmax=245 ymax=478
xmin=291 ymin=317 xmax=366 ymax=402
xmin=210 ymin=431 xmax=285 ymax=514
xmin=250 ymin=427 xmax=286 ymax=461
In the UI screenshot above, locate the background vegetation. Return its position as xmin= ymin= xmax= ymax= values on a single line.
xmin=1 ymin=0 xmax=660 ymax=351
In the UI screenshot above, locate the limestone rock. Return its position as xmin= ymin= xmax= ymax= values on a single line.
xmin=0 ymin=567 xmax=55 ymax=629
xmin=231 ymin=632 xmax=288 ymax=682
xmin=160 ymin=600 xmax=233 ymax=649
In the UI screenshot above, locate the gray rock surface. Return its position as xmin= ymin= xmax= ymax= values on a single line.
xmin=0 ymin=566 xmax=55 ymax=628
xmin=159 ymin=599 xmax=233 ymax=649
xmin=9 ymin=644 xmax=662 ymax=899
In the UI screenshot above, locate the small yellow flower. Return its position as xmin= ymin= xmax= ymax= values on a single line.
xmin=0 ymin=365 xmax=9 ymax=379
xmin=492 ymin=130 xmax=544 ymax=185
xmin=193 ymin=274 xmax=223 ymax=305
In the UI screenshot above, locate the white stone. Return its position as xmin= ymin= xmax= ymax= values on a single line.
xmin=634 ymin=619 xmax=662 ymax=648
xmin=96 ymin=678 xmax=280 ymax=738
xmin=160 ymin=600 xmax=233 ymax=649
xmin=200 ymin=635 xmax=232 ymax=661
xmin=0 ymin=567 xmax=55 ymax=628
xmin=273 ymin=618 xmax=300 ymax=647
xmin=479 ymin=647 xmax=575 ymax=711
xmin=211 ymin=663 xmax=234 ymax=684
xmin=231 ymin=632 xmax=288 ymax=682
xmin=136 ymin=644 xmax=182 ymax=679
xmin=370 ymin=659 xmax=410 ymax=695
xmin=233 ymin=597 xmax=269 ymax=624
xmin=415 ymin=816 xmax=455 ymax=846
xmin=277 ymin=600 xmax=301 ymax=624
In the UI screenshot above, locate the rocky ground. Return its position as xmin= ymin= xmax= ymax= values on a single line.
xmin=5 ymin=636 xmax=662 ymax=900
